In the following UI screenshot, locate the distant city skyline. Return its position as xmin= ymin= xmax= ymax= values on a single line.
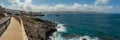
xmin=0 ymin=0 xmax=120 ymax=13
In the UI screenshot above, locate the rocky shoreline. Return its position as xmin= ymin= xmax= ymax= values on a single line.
xmin=21 ymin=16 xmax=57 ymax=40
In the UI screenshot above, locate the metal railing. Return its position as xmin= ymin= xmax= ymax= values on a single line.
xmin=0 ymin=17 xmax=11 ymax=36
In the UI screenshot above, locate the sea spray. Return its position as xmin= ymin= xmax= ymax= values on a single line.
xmin=56 ymin=23 xmax=67 ymax=32
xmin=54 ymin=23 xmax=67 ymax=40
xmin=49 ymin=23 xmax=67 ymax=40
xmin=68 ymin=36 xmax=99 ymax=40
xmin=50 ymin=23 xmax=99 ymax=40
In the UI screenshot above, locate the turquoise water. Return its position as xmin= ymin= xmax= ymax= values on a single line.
xmin=38 ymin=13 xmax=120 ymax=40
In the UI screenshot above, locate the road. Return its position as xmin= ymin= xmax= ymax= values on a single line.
xmin=0 ymin=17 xmax=28 ymax=40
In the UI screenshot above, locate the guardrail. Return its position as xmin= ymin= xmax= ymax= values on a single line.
xmin=0 ymin=17 xmax=10 ymax=36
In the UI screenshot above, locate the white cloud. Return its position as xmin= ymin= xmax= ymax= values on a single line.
xmin=9 ymin=0 xmax=20 ymax=5
xmin=0 ymin=3 xmax=5 ymax=7
xmin=25 ymin=0 xmax=32 ymax=4
xmin=95 ymin=0 xmax=110 ymax=5
xmin=1 ymin=0 xmax=113 ymax=13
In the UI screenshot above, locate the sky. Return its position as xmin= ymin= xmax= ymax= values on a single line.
xmin=0 ymin=0 xmax=120 ymax=13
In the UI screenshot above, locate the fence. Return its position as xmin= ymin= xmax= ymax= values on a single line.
xmin=0 ymin=17 xmax=10 ymax=36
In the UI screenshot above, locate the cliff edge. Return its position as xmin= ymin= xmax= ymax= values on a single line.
xmin=21 ymin=16 xmax=57 ymax=40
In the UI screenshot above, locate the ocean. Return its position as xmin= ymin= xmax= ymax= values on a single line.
xmin=38 ymin=13 xmax=120 ymax=40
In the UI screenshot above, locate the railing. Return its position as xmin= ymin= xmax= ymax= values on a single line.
xmin=0 ymin=17 xmax=10 ymax=36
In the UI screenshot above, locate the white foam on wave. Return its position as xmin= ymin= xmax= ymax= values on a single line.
xmin=56 ymin=23 xmax=67 ymax=32
xmin=68 ymin=36 xmax=99 ymax=40
xmin=49 ymin=23 xmax=67 ymax=40
xmin=49 ymin=23 xmax=99 ymax=40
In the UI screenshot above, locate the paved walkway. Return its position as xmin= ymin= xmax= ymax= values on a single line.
xmin=0 ymin=17 xmax=28 ymax=40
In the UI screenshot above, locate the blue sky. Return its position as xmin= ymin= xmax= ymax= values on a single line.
xmin=1 ymin=0 xmax=120 ymax=6
xmin=0 ymin=0 xmax=120 ymax=13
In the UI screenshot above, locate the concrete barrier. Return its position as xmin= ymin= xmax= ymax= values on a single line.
xmin=0 ymin=17 xmax=10 ymax=36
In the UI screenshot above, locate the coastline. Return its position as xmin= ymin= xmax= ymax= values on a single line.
xmin=0 ymin=6 xmax=58 ymax=40
xmin=21 ymin=16 xmax=57 ymax=40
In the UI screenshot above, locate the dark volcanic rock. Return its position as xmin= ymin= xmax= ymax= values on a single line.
xmin=82 ymin=38 xmax=87 ymax=40
xmin=21 ymin=16 xmax=57 ymax=40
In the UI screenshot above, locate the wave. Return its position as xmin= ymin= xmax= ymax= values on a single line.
xmin=56 ymin=23 xmax=67 ymax=32
xmin=49 ymin=22 xmax=99 ymax=40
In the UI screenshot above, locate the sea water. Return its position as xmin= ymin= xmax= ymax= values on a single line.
xmin=38 ymin=13 xmax=120 ymax=40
